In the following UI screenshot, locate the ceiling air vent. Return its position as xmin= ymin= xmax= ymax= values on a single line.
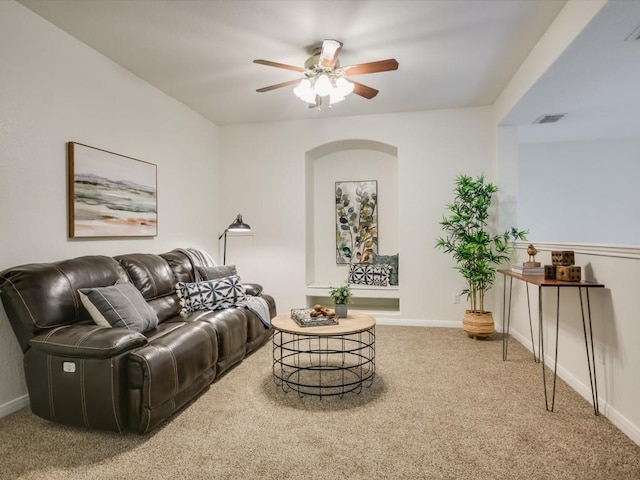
xmin=533 ymin=114 xmax=566 ymax=124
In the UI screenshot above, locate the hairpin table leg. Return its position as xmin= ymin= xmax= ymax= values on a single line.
xmin=580 ymin=287 xmax=600 ymax=415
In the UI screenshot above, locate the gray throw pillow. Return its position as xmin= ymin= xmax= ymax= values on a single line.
xmin=79 ymin=283 xmax=159 ymax=333
xmin=372 ymin=253 xmax=399 ymax=286
xmin=196 ymin=265 xmax=237 ymax=280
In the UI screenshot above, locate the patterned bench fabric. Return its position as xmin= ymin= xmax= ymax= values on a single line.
xmin=348 ymin=263 xmax=391 ymax=287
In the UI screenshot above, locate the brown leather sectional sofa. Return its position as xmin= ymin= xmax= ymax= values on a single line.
xmin=0 ymin=249 xmax=276 ymax=434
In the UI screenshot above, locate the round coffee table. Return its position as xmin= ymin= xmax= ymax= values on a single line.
xmin=271 ymin=311 xmax=376 ymax=398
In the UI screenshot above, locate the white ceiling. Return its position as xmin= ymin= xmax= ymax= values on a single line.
xmin=503 ymin=0 xmax=640 ymax=143
xmin=17 ymin=0 xmax=640 ymax=143
xmin=18 ymin=0 xmax=567 ymax=126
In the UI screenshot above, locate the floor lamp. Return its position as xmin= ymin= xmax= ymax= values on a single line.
xmin=218 ymin=214 xmax=251 ymax=265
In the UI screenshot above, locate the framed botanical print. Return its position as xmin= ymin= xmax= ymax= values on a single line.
xmin=335 ymin=180 xmax=378 ymax=264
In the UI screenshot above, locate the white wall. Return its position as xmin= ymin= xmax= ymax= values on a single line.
xmin=495 ymin=126 xmax=520 ymax=233
xmin=0 ymin=1 xmax=220 ymax=415
xmin=218 ymin=107 xmax=496 ymax=321
xmin=519 ymin=139 xmax=640 ymax=245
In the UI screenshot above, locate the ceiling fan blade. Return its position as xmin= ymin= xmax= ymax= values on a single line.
xmin=256 ymin=78 xmax=302 ymax=93
xmin=351 ymin=81 xmax=379 ymax=99
xmin=342 ymin=59 xmax=399 ymax=76
xmin=319 ymin=39 xmax=343 ymax=69
xmin=253 ymin=59 xmax=305 ymax=73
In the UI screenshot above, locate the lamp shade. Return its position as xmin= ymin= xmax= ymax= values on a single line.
xmin=314 ymin=73 xmax=333 ymax=97
xmin=294 ymin=79 xmax=317 ymax=104
xmin=335 ymin=76 xmax=354 ymax=96
xmin=329 ymin=90 xmax=345 ymax=105
xmin=227 ymin=214 xmax=251 ymax=232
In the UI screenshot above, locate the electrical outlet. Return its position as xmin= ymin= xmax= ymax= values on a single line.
xmin=453 ymin=294 xmax=460 ymax=304
xmin=596 ymin=342 xmax=605 ymax=365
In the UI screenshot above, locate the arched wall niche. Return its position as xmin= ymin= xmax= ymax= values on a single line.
xmin=305 ymin=139 xmax=399 ymax=310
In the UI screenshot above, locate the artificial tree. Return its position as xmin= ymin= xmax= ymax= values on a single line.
xmin=435 ymin=174 xmax=527 ymax=336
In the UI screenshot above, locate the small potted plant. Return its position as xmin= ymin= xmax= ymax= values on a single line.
xmin=329 ymin=284 xmax=352 ymax=318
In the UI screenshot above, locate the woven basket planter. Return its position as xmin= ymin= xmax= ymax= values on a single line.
xmin=462 ymin=310 xmax=494 ymax=339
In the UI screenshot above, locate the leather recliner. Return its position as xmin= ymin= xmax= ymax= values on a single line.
xmin=0 ymin=249 xmax=276 ymax=434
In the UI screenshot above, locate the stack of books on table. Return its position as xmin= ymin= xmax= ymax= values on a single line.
xmin=511 ymin=264 xmax=544 ymax=275
xmin=290 ymin=308 xmax=338 ymax=327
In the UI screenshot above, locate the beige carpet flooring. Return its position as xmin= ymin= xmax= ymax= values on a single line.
xmin=1 ymin=325 xmax=639 ymax=479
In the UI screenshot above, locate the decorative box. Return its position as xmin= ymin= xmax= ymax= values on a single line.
xmin=551 ymin=250 xmax=575 ymax=266
xmin=544 ymin=265 xmax=556 ymax=280
xmin=556 ymin=265 xmax=581 ymax=282
xmin=569 ymin=266 xmax=581 ymax=281
xmin=556 ymin=266 xmax=570 ymax=281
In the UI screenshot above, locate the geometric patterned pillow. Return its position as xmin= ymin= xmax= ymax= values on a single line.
xmin=372 ymin=253 xmax=399 ymax=286
xmin=175 ymin=275 xmax=246 ymax=314
xmin=348 ymin=263 xmax=391 ymax=287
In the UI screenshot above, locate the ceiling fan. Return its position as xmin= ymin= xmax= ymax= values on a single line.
xmin=253 ymin=39 xmax=399 ymax=108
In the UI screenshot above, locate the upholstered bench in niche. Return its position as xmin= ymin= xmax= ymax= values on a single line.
xmin=306 ymin=253 xmax=399 ymax=316
xmin=348 ymin=253 xmax=399 ymax=287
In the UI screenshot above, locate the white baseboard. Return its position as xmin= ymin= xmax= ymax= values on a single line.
xmin=375 ymin=317 xmax=462 ymax=328
xmin=0 ymin=394 xmax=29 ymax=418
xmin=508 ymin=328 xmax=640 ymax=446
xmin=605 ymin=404 xmax=640 ymax=447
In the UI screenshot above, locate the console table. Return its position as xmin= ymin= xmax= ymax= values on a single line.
xmin=498 ymin=269 xmax=605 ymax=415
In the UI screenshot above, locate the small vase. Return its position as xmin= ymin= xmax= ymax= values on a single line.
xmin=334 ymin=304 xmax=348 ymax=318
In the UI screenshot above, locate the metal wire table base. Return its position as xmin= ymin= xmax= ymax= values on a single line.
xmin=272 ymin=328 xmax=375 ymax=398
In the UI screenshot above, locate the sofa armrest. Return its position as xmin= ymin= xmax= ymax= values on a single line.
xmin=244 ymin=283 xmax=263 ymax=296
xmin=29 ymin=325 xmax=147 ymax=359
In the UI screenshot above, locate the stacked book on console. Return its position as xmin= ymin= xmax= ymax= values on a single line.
xmin=511 ymin=264 xmax=544 ymax=275
xmin=291 ymin=308 xmax=338 ymax=327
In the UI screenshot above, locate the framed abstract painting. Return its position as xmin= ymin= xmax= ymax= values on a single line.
xmin=335 ymin=180 xmax=378 ymax=264
xmin=67 ymin=142 xmax=157 ymax=238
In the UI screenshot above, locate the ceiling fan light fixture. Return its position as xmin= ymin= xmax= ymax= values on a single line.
xmin=294 ymin=79 xmax=316 ymax=104
xmin=294 ymin=72 xmax=353 ymax=106
xmin=335 ymin=76 xmax=354 ymax=96
xmin=254 ymin=39 xmax=398 ymax=110
xmin=314 ymin=73 xmax=333 ymax=96
xmin=329 ymin=91 xmax=346 ymax=106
